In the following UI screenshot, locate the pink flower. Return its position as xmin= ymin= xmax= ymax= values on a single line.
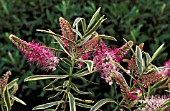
xmin=9 ymin=34 xmax=59 ymax=71
xmin=93 ymin=39 xmax=115 ymax=85
xmin=159 ymin=59 xmax=170 ymax=77
xmin=93 ymin=39 xmax=133 ymax=85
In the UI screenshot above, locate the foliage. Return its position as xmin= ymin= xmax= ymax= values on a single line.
xmin=8 ymin=7 xmax=170 ymax=111
xmin=0 ymin=0 xmax=170 ymax=111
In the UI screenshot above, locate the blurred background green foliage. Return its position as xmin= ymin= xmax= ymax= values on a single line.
xmin=0 ymin=0 xmax=170 ymax=110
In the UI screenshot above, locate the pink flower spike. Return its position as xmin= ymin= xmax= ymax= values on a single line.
xmin=112 ymin=41 xmax=133 ymax=63
xmin=133 ymin=73 xmax=164 ymax=88
xmin=77 ymin=33 xmax=99 ymax=68
xmin=93 ymin=39 xmax=133 ymax=85
xmin=59 ymin=17 xmax=75 ymax=49
xmin=9 ymin=34 xmax=59 ymax=71
xmin=0 ymin=71 xmax=11 ymax=94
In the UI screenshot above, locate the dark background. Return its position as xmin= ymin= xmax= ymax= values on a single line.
xmin=0 ymin=0 xmax=170 ymax=110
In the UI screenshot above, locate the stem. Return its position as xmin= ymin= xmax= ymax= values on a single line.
xmin=114 ymin=84 xmax=118 ymax=103
xmin=63 ymin=57 xmax=75 ymax=111
xmin=113 ymin=99 xmax=124 ymax=111
xmin=55 ymin=57 xmax=75 ymax=111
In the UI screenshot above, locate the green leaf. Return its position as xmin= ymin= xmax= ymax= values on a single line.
xmin=162 ymin=98 xmax=170 ymax=106
xmin=161 ymin=3 xmax=166 ymax=14
xmin=152 ymin=65 xmax=159 ymax=72
xmin=44 ymin=86 xmax=65 ymax=92
xmin=161 ymin=98 xmax=170 ymax=109
xmin=73 ymin=17 xmax=84 ymax=28
xmin=2 ymin=86 xmax=11 ymax=111
xmin=90 ymin=98 xmax=116 ymax=111
xmin=63 ymin=80 xmax=69 ymax=89
xmin=150 ymin=77 xmax=168 ymax=94
xmin=157 ymin=98 xmax=170 ymax=111
xmin=49 ymin=30 xmax=72 ymax=57
xmin=43 ymin=78 xmax=58 ymax=90
xmin=8 ymin=51 xmax=15 ymax=64
xmin=68 ymin=92 xmax=76 ymax=111
xmin=48 ymin=92 xmax=62 ymax=100
xmin=144 ymin=52 xmax=151 ymax=65
xmin=76 ymin=60 xmax=94 ymax=72
xmin=73 ymin=70 xmax=96 ymax=77
xmin=0 ymin=0 xmax=9 ymax=14
xmin=81 ymin=18 xmax=87 ymax=34
xmin=32 ymin=101 xmax=64 ymax=110
xmin=60 ymin=58 xmax=71 ymax=66
xmin=76 ymin=102 xmax=92 ymax=109
xmin=44 ymin=109 xmax=55 ymax=111
xmin=11 ymin=96 xmax=26 ymax=105
xmin=83 ymin=15 xmax=106 ymax=39
xmin=36 ymin=29 xmax=62 ymax=37
xmin=24 ymin=75 xmax=69 ymax=82
xmin=77 ymin=35 xmax=91 ymax=46
xmin=72 ymin=28 xmax=82 ymax=38
xmin=73 ymin=76 xmax=98 ymax=85
xmin=111 ymin=61 xmax=127 ymax=73
xmin=99 ymin=34 xmax=117 ymax=41
xmin=7 ymin=78 xmax=18 ymax=90
xmin=87 ymin=7 xmax=101 ymax=31
xmin=136 ymin=46 xmax=143 ymax=75
xmin=84 ymin=60 xmax=94 ymax=72
xmin=149 ymin=44 xmax=164 ymax=64
xmin=75 ymin=97 xmax=94 ymax=103
xmin=72 ymin=17 xmax=86 ymax=34
xmin=71 ymin=83 xmax=91 ymax=94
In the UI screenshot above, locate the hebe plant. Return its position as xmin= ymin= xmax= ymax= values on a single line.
xmin=2 ymin=8 xmax=169 ymax=111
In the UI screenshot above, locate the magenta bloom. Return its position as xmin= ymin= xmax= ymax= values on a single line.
xmin=93 ymin=39 xmax=115 ymax=85
xmin=9 ymin=34 xmax=59 ymax=71
xmin=77 ymin=34 xmax=99 ymax=68
xmin=93 ymin=39 xmax=133 ymax=85
xmin=128 ymin=88 xmax=142 ymax=101
xmin=161 ymin=59 xmax=170 ymax=77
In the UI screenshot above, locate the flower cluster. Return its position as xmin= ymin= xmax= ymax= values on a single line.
xmin=59 ymin=17 xmax=75 ymax=49
xmin=77 ymin=32 xmax=100 ymax=68
xmin=9 ymin=34 xmax=59 ymax=71
xmin=114 ymin=72 xmax=130 ymax=100
xmin=93 ymin=39 xmax=133 ymax=85
xmin=0 ymin=71 xmax=11 ymax=94
xmin=133 ymin=73 xmax=164 ymax=88
xmin=133 ymin=59 xmax=170 ymax=88
xmin=138 ymin=95 xmax=169 ymax=111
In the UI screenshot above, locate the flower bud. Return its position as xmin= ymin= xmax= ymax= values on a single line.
xmin=128 ymin=88 xmax=142 ymax=101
